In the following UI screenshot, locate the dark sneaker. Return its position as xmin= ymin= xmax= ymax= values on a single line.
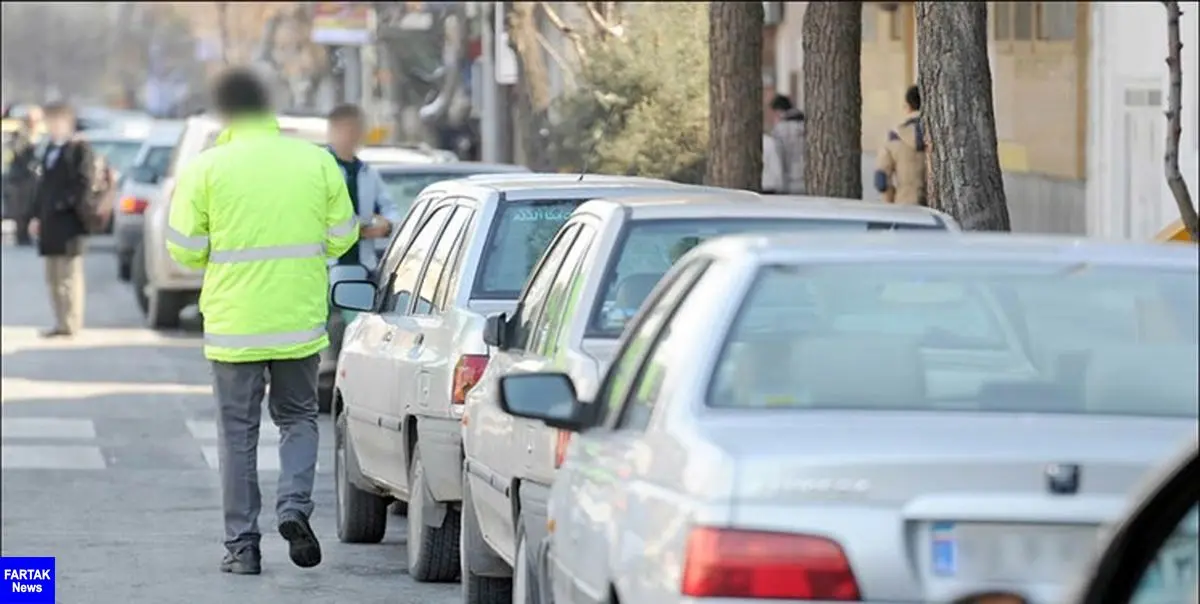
xmin=39 ymin=328 xmax=72 ymax=339
xmin=220 ymin=546 xmax=262 ymax=575
xmin=278 ymin=513 xmax=322 ymax=568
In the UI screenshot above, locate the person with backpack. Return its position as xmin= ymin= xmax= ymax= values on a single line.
xmin=873 ymin=85 xmax=928 ymax=205
xmin=26 ymin=102 xmax=98 ymax=338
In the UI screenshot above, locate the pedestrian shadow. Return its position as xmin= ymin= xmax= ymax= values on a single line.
xmin=1 ymin=344 xmax=212 ymax=387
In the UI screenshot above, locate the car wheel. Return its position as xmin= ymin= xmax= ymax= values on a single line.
xmin=514 ymin=516 xmax=541 ymax=604
xmin=334 ymin=409 xmax=389 ymax=544
xmin=407 ymin=448 xmax=461 ymax=583
xmin=146 ymin=287 xmax=185 ymax=329
xmin=131 ymin=242 xmax=149 ymax=315
xmin=318 ymin=382 xmax=334 ymax=414
xmin=461 ymin=467 xmax=512 ymax=603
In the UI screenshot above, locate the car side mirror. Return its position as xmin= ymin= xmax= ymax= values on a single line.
xmin=331 ymin=280 xmax=377 ymax=312
xmin=483 ymin=313 xmax=510 ymax=350
xmin=498 ymin=372 xmax=591 ymax=432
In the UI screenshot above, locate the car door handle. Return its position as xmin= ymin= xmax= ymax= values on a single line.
xmin=382 ymin=330 xmax=394 ymax=343
xmin=413 ymin=332 xmax=424 ymax=347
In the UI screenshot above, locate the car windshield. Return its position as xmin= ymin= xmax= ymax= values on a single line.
xmin=709 ymin=262 xmax=1199 ymax=417
xmin=132 ymin=146 xmax=174 ymax=183
xmin=588 ymin=217 xmax=947 ymax=336
xmin=89 ymin=140 xmax=143 ymax=173
xmin=472 ymin=199 xmax=585 ymax=299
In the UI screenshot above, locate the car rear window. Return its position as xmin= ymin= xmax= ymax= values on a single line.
xmin=89 ymin=140 xmax=144 ymax=174
xmin=471 ymin=199 xmax=586 ymax=299
xmin=588 ymin=217 xmax=948 ymax=336
xmin=132 ymin=146 xmax=174 ymax=183
xmin=709 ymin=262 xmax=1199 ymax=418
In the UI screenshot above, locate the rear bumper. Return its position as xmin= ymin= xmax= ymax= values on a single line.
xmin=416 ymin=417 xmax=463 ymax=503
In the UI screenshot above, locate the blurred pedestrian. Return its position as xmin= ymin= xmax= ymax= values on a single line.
xmin=873 ymin=85 xmax=928 ymax=205
xmin=6 ymin=105 xmax=44 ymax=246
xmin=762 ymin=133 xmax=784 ymax=194
xmin=166 ymin=68 xmax=358 ymax=575
xmin=28 ymin=103 xmax=94 ymax=338
xmin=325 ymin=103 xmax=402 ymax=274
xmin=768 ymin=94 xmax=807 ymax=195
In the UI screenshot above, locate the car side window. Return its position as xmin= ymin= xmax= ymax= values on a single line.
xmin=530 ymin=225 xmax=596 ymax=358
xmin=383 ymin=206 xmax=451 ymax=314
xmin=432 ymin=208 xmax=475 ymax=310
xmin=1131 ymin=503 xmax=1199 ymax=604
xmin=378 ymin=197 xmax=431 ymax=281
xmin=512 ymin=225 xmax=580 ymax=350
xmin=596 ymin=260 xmax=710 ymax=426
xmin=412 ymin=206 xmax=471 ymax=316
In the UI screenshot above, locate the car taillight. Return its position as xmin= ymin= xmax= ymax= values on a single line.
xmin=451 ymin=354 xmax=488 ymax=405
xmin=553 ymin=430 xmax=571 ymax=468
xmin=119 ymin=196 xmax=149 ymax=214
xmin=681 ymin=528 xmax=861 ymax=600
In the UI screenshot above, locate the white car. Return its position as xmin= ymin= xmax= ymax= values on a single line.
xmin=495 ymin=233 xmax=1198 ymax=604
xmin=327 ymin=175 xmax=735 ymax=584
xmin=112 ymin=120 xmax=184 ymax=281
xmin=461 ymin=194 xmax=956 ymax=603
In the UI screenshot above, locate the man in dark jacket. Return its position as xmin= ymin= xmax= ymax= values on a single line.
xmin=27 ymin=102 xmax=94 ymax=338
xmin=5 ymin=106 xmax=44 ymax=246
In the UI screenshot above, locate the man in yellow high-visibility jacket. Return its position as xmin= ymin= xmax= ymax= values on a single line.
xmin=167 ymin=68 xmax=359 ymax=575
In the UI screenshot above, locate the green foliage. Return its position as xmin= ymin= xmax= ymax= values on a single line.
xmin=547 ymin=3 xmax=709 ymax=183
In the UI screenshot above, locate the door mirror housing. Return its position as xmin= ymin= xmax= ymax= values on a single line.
xmin=330 ymin=264 xmax=371 ymax=286
xmin=331 ymin=280 xmax=377 ymax=312
xmin=483 ymin=313 xmax=510 ymax=350
xmin=498 ymin=372 xmax=592 ymax=432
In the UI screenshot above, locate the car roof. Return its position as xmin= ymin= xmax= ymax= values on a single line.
xmin=80 ymin=128 xmax=150 ymax=143
xmin=588 ymin=193 xmax=949 ymax=224
xmin=374 ymin=160 xmax=530 ymax=174
xmin=455 ymin=173 xmax=698 ymax=189
xmin=696 ymin=231 xmax=1200 ymax=269
xmin=143 ymin=120 xmax=186 ymax=146
xmin=358 ymin=146 xmax=452 ymax=165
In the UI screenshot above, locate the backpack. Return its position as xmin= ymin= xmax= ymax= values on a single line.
xmin=74 ymin=152 xmax=115 ymax=234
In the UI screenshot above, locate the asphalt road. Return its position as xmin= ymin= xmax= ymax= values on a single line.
xmin=0 ymin=236 xmax=458 ymax=604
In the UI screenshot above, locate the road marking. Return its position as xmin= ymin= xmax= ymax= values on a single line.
xmin=186 ymin=420 xmax=280 ymax=443
xmin=0 ymin=418 xmax=96 ymax=440
xmin=200 ymin=446 xmax=324 ymax=472
xmin=1 ymin=445 xmax=107 ymax=470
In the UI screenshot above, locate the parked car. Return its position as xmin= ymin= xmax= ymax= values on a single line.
xmin=327 ymin=175 xmax=735 ymax=584
xmin=112 ymin=120 xmax=184 ymax=281
xmin=496 ymin=233 xmax=1199 ymax=604
xmin=81 ymin=123 xmax=152 ymax=234
xmin=318 ymin=158 xmax=530 ymax=412
xmin=134 ymin=114 xmax=330 ymax=328
xmin=1069 ymin=438 xmax=1197 ymax=604
xmin=460 ymin=194 xmax=957 ymax=603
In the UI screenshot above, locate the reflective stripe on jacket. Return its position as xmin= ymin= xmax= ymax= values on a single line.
xmin=167 ymin=115 xmax=359 ymax=363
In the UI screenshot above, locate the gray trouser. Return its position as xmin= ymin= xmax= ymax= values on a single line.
xmin=211 ymin=354 xmax=320 ymax=550
xmin=44 ymin=255 xmax=84 ymax=333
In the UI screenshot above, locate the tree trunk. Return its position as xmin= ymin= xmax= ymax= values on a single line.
xmin=802 ymin=2 xmax=862 ymax=199
xmin=706 ymin=2 xmax=764 ymax=191
xmin=508 ymin=2 xmax=554 ymax=172
xmin=1163 ymin=0 xmax=1199 ymax=241
xmin=916 ymin=2 xmax=1010 ymax=231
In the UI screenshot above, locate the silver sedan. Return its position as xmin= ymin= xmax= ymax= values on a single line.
xmin=496 ymin=232 xmax=1199 ymax=604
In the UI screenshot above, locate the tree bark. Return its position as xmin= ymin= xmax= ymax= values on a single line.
xmin=916 ymin=2 xmax=1010 ymax=231
xmin=1163 ymin=0 xmax=1199 ymax=241
xmin=508 ymin=2 xmax=554 ymax=172
xmin=802 ymin=2 xmax=862 ymax=199
xmin=706 ymin=2 xmax=763 ymax=191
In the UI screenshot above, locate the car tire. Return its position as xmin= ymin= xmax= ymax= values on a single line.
xmin=146 ymin=286 xmax=185 ymax=330
xmin=407 ymin=448 xmax=461 ymax=583
xmin=513 ymin=516 xmax=541 ymax=604
xmin=461 ymin=468 xmax=512 ymax=603
xmin=334 ymin=409 xmax=389 ymax=544
xmin=318 ymin=382 xmax=334 ymax=414
xmin=131 ymin=241 xmax=149 ymax=315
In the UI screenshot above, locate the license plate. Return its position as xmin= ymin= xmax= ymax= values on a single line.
xmin=928 ymin=522 xmax=1099 ymax=583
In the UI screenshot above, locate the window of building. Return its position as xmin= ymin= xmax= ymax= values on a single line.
xmin=1038 ymin=2 xmax=1076 ymax=41
xmin=993 ymin=2 xmax=1013 ymax=41
xmin=1013 ymin=2 xmax=1034 ymax=40
xmin=862 ymin=5 xmax=878 ymax=43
